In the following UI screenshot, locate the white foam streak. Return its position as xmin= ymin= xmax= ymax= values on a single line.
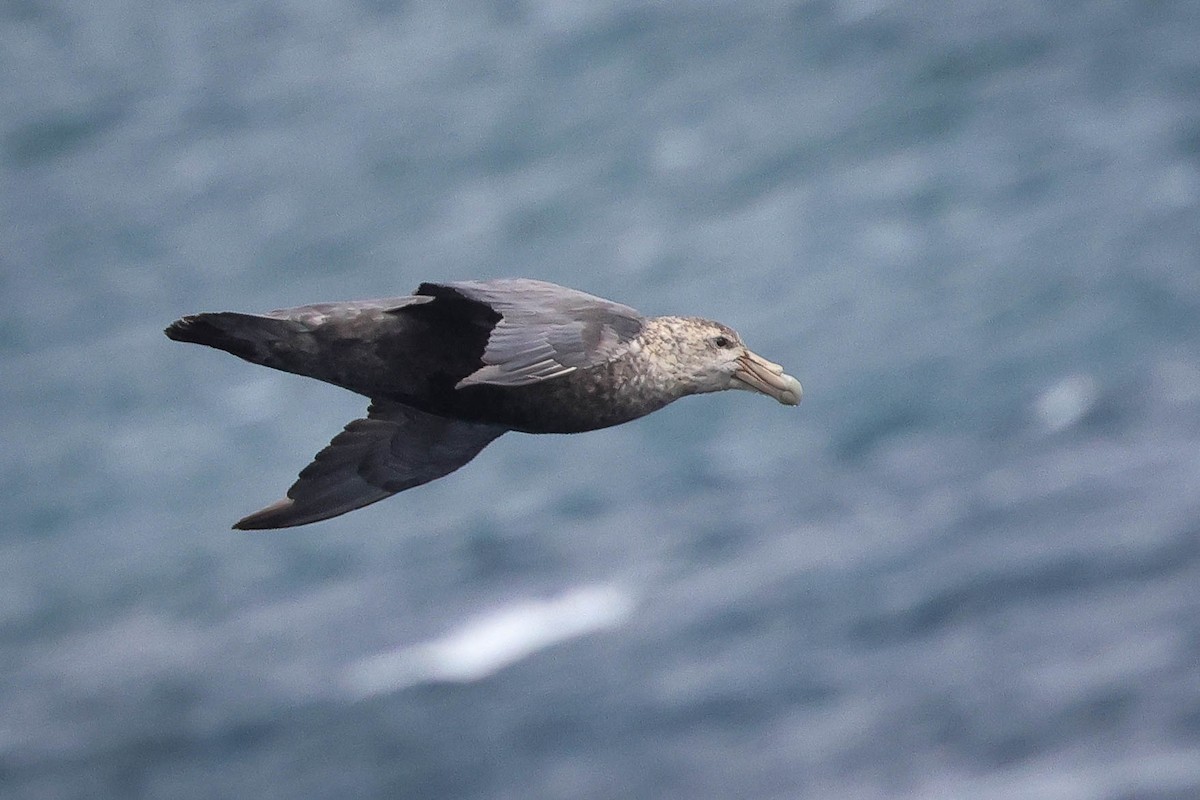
xmin=342 ymin=585 xmax=634 ymax=698
xmin=1034 ymin=374 xmax=1098 ymax=432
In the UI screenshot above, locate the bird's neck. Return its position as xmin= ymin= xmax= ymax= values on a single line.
xmin=627 ymin=316 xmax=705 ymax=400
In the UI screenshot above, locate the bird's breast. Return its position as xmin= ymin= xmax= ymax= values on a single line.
xmin=448 ymin=359 xmax=677 ymax=434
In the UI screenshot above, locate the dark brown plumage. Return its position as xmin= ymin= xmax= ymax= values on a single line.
xmin=166 ymin=279 xmax=802 ymax=529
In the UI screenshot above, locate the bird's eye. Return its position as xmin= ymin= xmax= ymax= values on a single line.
xmin=713 ymin=335 xmax=732 ymax=349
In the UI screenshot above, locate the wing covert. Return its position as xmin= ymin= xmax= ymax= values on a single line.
xmin=418 ymin=279 xmax=644 ymax=389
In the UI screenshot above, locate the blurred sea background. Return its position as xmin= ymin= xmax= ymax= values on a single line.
xmin=4 ymin=1 xmax=1200 ymax=798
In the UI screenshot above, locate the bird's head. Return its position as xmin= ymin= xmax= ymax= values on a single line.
xmin=643 ymin=317 xmax=803 ymax=406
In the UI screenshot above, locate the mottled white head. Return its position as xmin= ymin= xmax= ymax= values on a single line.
xmin=638 ymin=316 xmax=803 ymax=405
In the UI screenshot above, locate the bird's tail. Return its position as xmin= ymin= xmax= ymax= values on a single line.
xmin=164 ymin=312 xmax=309 ymax=373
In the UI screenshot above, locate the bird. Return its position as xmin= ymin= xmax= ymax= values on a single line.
xmin=165 ymin=278 xmax=802 ymax=530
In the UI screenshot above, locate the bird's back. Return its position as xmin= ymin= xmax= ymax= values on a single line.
xmin=165 ymin=279 xmax=674 ymax=433
xmin=165 ymin=293 xmax=496 ymax=405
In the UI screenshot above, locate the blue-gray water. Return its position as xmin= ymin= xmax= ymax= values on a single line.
xmin=4 ymin=1 xmax=1200 ymax=798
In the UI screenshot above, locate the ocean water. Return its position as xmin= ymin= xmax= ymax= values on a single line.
xmin=3 ymin=1 xmax=1200 ymax=798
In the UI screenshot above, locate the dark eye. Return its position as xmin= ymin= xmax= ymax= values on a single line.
xmin=713 ymin=335 xmax=732 ymax=349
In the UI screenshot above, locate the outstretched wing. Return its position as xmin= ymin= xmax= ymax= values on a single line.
xmin=417 ymin=279 xmax=645 ymax=388
xmin=235 ymin=401 xmax=507 ymax=530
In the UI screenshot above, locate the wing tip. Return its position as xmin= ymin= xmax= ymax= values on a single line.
xmin=233 ymin=498 xmax=300 ymax=530
xmin=164 ymin=314 xmax=204 ymax=343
